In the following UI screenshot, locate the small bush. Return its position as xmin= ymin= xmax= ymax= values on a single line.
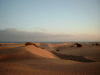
xmin=56 ymin=49 xmax=59 ymax=51
xmin=74 ymin=43 xmax=83 ymax=47
xmin=95 ymin=43 xmax=99 ymax=46
xmin=0 ymin=43 xmax=2 ymax=46
xmin=25 ymin=42 xmax=38 ymax=48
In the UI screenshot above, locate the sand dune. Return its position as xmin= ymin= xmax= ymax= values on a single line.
xmin=0 ymin=46 xmax=40 ymax=62
xmin=54 ymin=45 xmax=100 ymax=62
xmin=48 ymin=43 xmax=69 ymax=48
xmin=0 ymin=43 xmax=100 ymax=75
xmin=37 ymin=43 xmax=69 ymax=51
xmin=25 ymin=45 xmax=59 ymax=59
xmin=0 ymin=43 xmax=58 ymax=61
xmin=38 ymin=43 xmax=55 ymax=51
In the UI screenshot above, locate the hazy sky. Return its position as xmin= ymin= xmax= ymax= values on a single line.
xmin=0 ymin=0 xmax=100 ymax=42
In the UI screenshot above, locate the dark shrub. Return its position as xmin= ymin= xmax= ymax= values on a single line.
xmin=56 ymin=49 xmax=59 ymax=51
xmin=95 ymin=43 xmax=99 ymax=46
xmin=0 ymin=43 xmax=2 ymax=46
xmin=25 ymin=42 xmax=38 ymax=48
xmin=74 ymin=43 xmax=83 ymax=47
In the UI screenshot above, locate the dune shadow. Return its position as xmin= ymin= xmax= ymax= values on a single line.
xmin=51 ymin=52 xmax=96 ymax=63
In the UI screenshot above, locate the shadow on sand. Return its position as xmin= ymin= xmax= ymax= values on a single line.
xmin=51 ymin=52 xmax=96 ymax=63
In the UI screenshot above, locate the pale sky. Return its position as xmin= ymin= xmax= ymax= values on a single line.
xmin=0 ymin=0 xmax=100 ymax=42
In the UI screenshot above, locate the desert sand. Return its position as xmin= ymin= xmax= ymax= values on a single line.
xmin=0 ymin=42 xmax=100 ymax=75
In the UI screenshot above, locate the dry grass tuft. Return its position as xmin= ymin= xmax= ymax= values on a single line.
xmin=74 ymin=43 xmax=83 ymax=47
xmin=25 ymin=42 xmax=38 ymax=48
xmin=0 ymin=43 xmax=3 ymax=46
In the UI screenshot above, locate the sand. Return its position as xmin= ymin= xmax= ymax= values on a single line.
xmin=0 ymin=42 xmax=100 ymax=75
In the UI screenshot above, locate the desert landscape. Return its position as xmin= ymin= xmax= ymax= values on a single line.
xmin=0 ymin=0 xmax=100 ymax=75
xmin=0 ymin=42 xmax=100 ymax=75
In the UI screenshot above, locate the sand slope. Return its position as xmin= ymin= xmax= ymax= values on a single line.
xmin=25 ymin=45 xmax=59 ymax=59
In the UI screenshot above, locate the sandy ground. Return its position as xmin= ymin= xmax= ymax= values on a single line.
xmin=0 ymin=42 xmax=100 ymax=75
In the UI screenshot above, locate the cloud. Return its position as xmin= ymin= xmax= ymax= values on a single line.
xmin=3 ymin=28 xmax=18 ymax=31
xmin=0 ymin=28 xmax=99 ymax=42
xmin=35 ymin=27 xmax=47 ymax=31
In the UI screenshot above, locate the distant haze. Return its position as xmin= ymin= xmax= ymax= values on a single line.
xmin=0 ymin=28 xmax=99 ymax=42
xmin=0 ymin=0 xmax=100 ymax=42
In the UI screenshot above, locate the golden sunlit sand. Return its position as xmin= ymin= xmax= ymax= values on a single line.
xmin=0 ymin=42 xmax=100 ymax=75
